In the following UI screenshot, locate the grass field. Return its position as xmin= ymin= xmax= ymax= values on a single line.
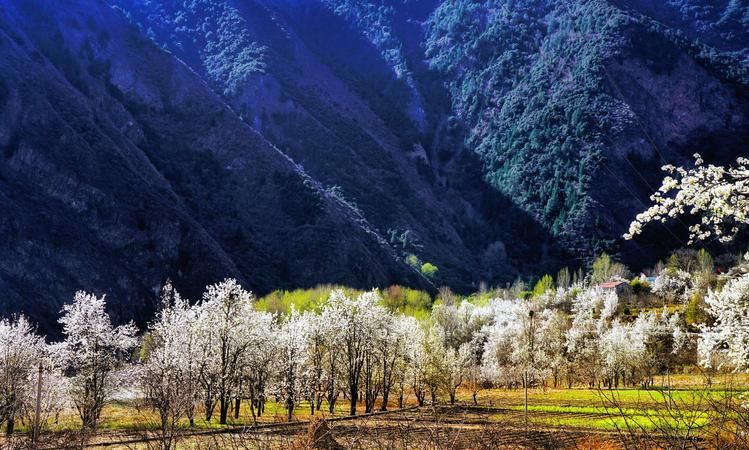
xmin=5 ymin=374 xmax=749 ymax=449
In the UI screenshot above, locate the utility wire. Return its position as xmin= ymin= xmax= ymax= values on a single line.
xmin=555 ymin=0 xmax=731 ymax=254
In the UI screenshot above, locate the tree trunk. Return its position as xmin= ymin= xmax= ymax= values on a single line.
xmin=187 ymin=401 xmax=195 ymax=428
xmin=204 ymin=388 xmax=214 ymax=421
xmin=6 ymin=417 xmax=14 ymax=435
xmin=365 ymin=389 xmax=374 ymax=413
xmin=380 ymin=388 xmax=389 ymax=411
xmin=328 ymin=394 xmax=336 ymax=414
xmin=219 ymin=396 xmax=229 ymax=424
xmin=249 ymin=399 xmax=256 ymax=425
xmin=234 ymin=396 xmax=241 ymax=419
xmin=349 ymin=384 xmax=358 ymax=416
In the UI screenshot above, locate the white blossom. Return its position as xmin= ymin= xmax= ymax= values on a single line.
xmin=699 ymin=273 xmax=749 ymax=371
xmin=625 ymin=154 xmax=749 ymax=244
xmin=652 ymin=269 xmax=694 ymax=303
xmin=55 ymin=292 xmax=137 ymax=431
xmin=0 ymin=316 xmax=46 ymax=433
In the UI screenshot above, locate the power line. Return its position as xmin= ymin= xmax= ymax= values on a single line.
xmin=600 ymin=161 xmax=690 ymax=249
xmin=555 ymin=0 xmax=731 ymax=255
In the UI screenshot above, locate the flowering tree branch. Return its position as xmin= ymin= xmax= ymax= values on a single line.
xmin=625 ymin=154 xmax=749 ymax=244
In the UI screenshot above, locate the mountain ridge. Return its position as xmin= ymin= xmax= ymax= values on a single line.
xmin=0 ymin=0 xmax=430 ymax=332
xmin=1 ymin=0 xmax=748 ymax=330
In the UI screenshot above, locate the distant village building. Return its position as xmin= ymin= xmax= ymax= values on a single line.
xmin=598 ymin=280 xmax=632 ymax=297
xmin=639 ymin=273 xmax=658 ymax=284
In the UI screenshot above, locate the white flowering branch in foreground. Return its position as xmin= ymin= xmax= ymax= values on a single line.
xmin=625 ymin=154 xmax=749 ymax=244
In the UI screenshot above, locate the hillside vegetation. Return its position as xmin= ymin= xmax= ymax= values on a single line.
xmin=1 ymin=0 xmax=748 ymax=328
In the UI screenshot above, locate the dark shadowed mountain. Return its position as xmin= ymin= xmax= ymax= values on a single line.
xmin=1 ymin=0 xmax=748 ymax=330
xmin=112 ymin=0 xmax=563 ymax=289
xmin=113 ymin=0 xmax=749 ymax=268
xmin=0 ymin=0 xmax=433 ymax=331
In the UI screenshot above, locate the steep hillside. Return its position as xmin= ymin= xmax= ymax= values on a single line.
xmin=115 ymin=0 xmax=749 ymax=269
xmin=113 ymin=0 xmax=563 ymax=290
xmin=423 ymin=0 xmax=749 ymax=262
xmin=615 ymin=0 xmax=749 ymax=59
xmin=2 ymin=0 xmax=748 ymax=330
xmin=0 ymin=0 xmax=428 ymax=331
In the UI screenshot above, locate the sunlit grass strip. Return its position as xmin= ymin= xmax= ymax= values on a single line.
xmin=533 ymin=414 xmax=709 ymax=432
xmin=500 ymin=403 xmax=711 ymax=432
xmin=505 ymin=404 xmax=710 ymax=418
xmin=16 ymin=399 xmax=355 ymax=433
xmin=472 ymin=387 xmax=731 ymax=405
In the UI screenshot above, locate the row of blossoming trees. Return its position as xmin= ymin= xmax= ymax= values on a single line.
xmin=4 ymin=264 xmax=748 ymax=443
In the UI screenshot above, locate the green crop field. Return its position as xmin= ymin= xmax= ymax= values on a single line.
xmin=5 ymin=375 xmax=748 ymax=449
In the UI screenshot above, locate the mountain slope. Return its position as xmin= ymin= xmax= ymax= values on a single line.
xmin=423 ymin=0 xmax=749 ymax=262
xmin=114 ymin=0 xmax=749 ymax=270
xmin=113 ymin=0 xmax=563 ymax=290
xmin=2 ymin=0 xmax=748 ymax=330
xmin=0 ymin=0 xmax=427 ymax=331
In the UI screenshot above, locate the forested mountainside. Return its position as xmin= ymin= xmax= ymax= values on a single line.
xmin=424 ymin=0 xmax=749 ymax=256
xmin=1 ymin=0 xmax=748 ymax=329
xmin=614 ymin=0 xmax=749 ymax=57
xmin=0 ymin=0 xmax=431 ymax=331
xmin=110 ymin=0 xmax=563 ymax=289
xmin=114 ymin=0 xmax=749 ymax=264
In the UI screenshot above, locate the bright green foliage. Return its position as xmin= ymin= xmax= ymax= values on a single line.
xmin=420 ymin=262 xmax=439 ymax=278
xmin=556 ymin=267 xmax=571 ymax=289
xmin=381 ymin=285 xmax=434 ymax=320
xmin=461 ymin=290 xmax=497 ymax=307
xmin=405 ymin=254 xmax=439 ymax=279
xmin=697 ymin=249 xmax=713 ymax=271
xmin=258 ymin=284 xmax=435 ymax=319
xmin=696 ymin=249 xmax=714 ymax=288
xmin=406 ymin=254 xmax=422 ymax=269
xmin=256 ymin=285 xmax=358 ymax=315
xmin=532 ymin=274 xmax=554 ymax=297
xmin=684 ymin=291 xmax=706 ymax=329
xmin=590 ymin=253 xmax=628 ymax=284
xmin=666 ymin=254 xmax=682 ymax=271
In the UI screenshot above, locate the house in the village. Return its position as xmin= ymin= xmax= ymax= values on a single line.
xmin=598 ymin=280 xmax=632 ymax=297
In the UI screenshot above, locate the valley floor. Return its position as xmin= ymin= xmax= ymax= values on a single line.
xmin=7 ymin=373 xmax=748 ymax=449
